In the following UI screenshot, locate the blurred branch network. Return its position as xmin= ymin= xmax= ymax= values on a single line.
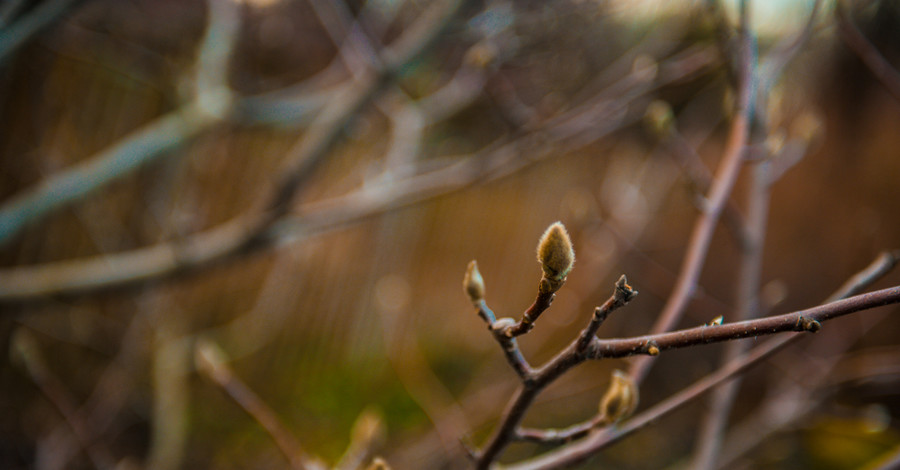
xmin=2 ymin=0 xmax=900 ymax=469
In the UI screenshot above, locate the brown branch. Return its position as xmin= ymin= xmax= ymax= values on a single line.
xmin=659 ymin=122 xmax=750 ymax=249
xmin=473 ymin=279 xmax=638 ymax=468
xmin=505 ymin=327 xmax=793 ymax=470
xmin=587 ymin=286 xmax=900 ymax=359
xmin=473 ymin=300 xmax=533 ymax=379
xmin=195 ymin=339 xmax=319 ymax=470
xmin=691 ymin=154 xmax=771 ymax=470
xmin=10 ymin=329 xmax=117 ymax=470
xmin=507 ymin=275 xmax=900 ymax=470
xmin=836 ymin=0 xmax=900 ymax=103
xmin=716 ymin=250 xmax=899 ymax=467
xmin=0 ymin=45 xmax=717 ymax=304
xmin=505 ymin=283 xmax=562 ymax=338
xmin=627 ymin=18 xmax=755 ymax=385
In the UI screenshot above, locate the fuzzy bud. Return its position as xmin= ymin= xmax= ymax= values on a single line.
xmin=194 ymin=337 xmax=230 ymax=382
xmin=536 ymin=222 xmax=575 ymax=281
xmin=599 ymin=369 xmax=638 ymax=424
xmin=463 ymin=260 xmax=485 ymax=303
xmin=351 ymin=407 xmax=385 ymax=449
xmin=366 ymin=457 xmax=392 ymax=470
xmin=644 ymin=100 xmax=675 ymax=137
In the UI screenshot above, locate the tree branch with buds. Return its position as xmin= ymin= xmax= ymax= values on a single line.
xmin=462 ymin=222 xmax=900 ymax=468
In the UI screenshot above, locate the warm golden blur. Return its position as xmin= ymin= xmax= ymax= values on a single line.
xmin=2 ymin=1 xmax=900 ymax=469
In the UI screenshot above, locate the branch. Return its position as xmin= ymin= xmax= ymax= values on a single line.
xmin=0 ymin=44 xmax=717 ymax=303
xmin=716 ymin=250 xmax=899 ymax=467
xmin=10 ymin=328 xmax=117 ymax=470
xmin=0 ymin=0 xmax=83 ymax=63
xmin=627 ymin=17 xmax=756 ymax=385
xmin=588 ymin=286 xmax=900 ymax=359
xmin=504 ymin=284 xmax=900 ymax=470
xmin=473 ymin=278 xmax=638 ymax=468
xmin=195 ymin=338 xmax=321 ymax=470
xmin=0 ymin=0 xmax=241 ymax=247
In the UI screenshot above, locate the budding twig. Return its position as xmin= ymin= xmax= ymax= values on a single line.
xmin=505 ymin=223 xmax=575 ymax=337
xmin=576 ymin=275 xmax=638 ymax=352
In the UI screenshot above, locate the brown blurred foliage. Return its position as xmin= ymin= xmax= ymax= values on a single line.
xmin=1 ymin=0 xmax=900 ymax=469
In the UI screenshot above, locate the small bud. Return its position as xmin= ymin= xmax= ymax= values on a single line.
xmin=795 ymin=315 xmax=821 ymax=333
xmin=464 ymin=41 xmax=498 ymax=69
xmin=366 ymin=457 xmax=392 ymax=470
xmin=536 ymin=222 xmax=575 ymax=281
xmin=195 ymin=337 xmax=230 ymax=382
xmin=791 ymin=111 xmax=823 ymax=146
xmin=351 ymin=407 xmax=385 ymax=448
xmin=491 ymin=317 xmax=516 ymax=335
xmin=644 ymin=100 xmax=674 ymax=137
xmin=463 ymin=260 xmax=486 ymax=303
xmin=706 ymin=315 xmax=724 ymax=326
xmin=599 ymin=369 xmax=638 ymax=424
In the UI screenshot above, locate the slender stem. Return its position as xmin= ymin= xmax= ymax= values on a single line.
xmin=474 ymin=281 xmax=638 ymax=467
xmin=506 ymin=331 xmax=793 ymax=470
xmin=196 ymin=342 xmax=315 ymax=470
xmin=628 ymin=24 xmax=755 ymax=385
xmin=577 ymin=275 xmax=637 ymax=352
xmin=0 ymin=47 xmax=716 ymax=303
xmin=691 ymin=158 xmax=770 ymax=470
xmin=474 ymin=300 xmax=533 ymax=379
xmin=506 ymin=282 xmax=561 ymax=337
xmin=588 ymin=286 xmax=900 ymax=359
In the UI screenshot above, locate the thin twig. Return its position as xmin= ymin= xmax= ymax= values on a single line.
xmin=0 ymin=0 xmax=83 ymax=62
xmin=0 ymin=46 xmax=717 ymax=303
xmin=627 ymin=13 xmax=756 ymax=385
xmin=489 ymin=251 xmax=900 ymax=469
xmin=10 ymin=329 xmax=117 ymax=470
xmin=474 ymin=300 xmax=533 ymax=379
xmin=0 ymin=0 xmax=240 ymax=247
xmin=588 ymin=285 xmax=900 ymax=359
xmin=716 ymin=250 xmax=899 ymax=467
xmin=473 ymin=279 xmax=638 ymax=468
xmin=691 ymin=151 xmax=771 ymax=470
xmin=195 ymin=339 xmax=320 ymax=470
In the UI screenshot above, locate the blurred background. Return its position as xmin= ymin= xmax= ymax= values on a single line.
xmin=1 ymin=0 xmax=900 ymax=468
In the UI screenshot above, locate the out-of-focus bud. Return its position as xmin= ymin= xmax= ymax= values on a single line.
xmin=351 ymin=407 xmax=386 ymax=449
xmin=366 ymin=457 xmax=392 ymax=470
xmin=537 ymin=222 xmax=575 ymax=281
xmin=195 ymin=337 xmax=230 ymax=382
xmin=644 ymin=100 xmax=675 ymax=137
xmin=599 ymin=369 xmax=638 ymax=424
xmin=463 ymin=260 xmax=486 ymax=303
xmin=464 ymin=41 xmax=498 ymax=69
xmin=791 ymin=111 xmax=823 ymax=146
xmin=765 ymin=129 xmax=786 ymax=156
xmin=632 ymin=54 xmax=658 ymax=83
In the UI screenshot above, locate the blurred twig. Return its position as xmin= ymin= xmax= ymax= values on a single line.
xmin=0 ymin=44 xmax=717 ymax=303
xmin=503 ymin=282 xmax=900 ymax=470
xmin=194 ymin=338 xmax=323 ymax=470
xmin=627 ymin=7 xmax=756 ymax=386
xmin=10 ymin=328 xmax=117 ymax=470
xmin=716 ymin=250 xmax=900 ymax=468
xmin=0 ymin=0 xmax=240 ymax=247
xmin=0 ymin=0 xmax=84 ymax=61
